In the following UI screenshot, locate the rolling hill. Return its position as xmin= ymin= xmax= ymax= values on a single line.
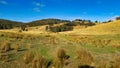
xmin=0 ymin=19 xmax=23 ymax=29
xmin=67 ymin=20 xmax=120 ymax=35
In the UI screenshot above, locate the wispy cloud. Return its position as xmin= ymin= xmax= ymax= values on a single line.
xmin=33 ymin=7 xmax=41 ymax=12
xmin=0 ymin=0 xmax=8 ymax=5
xmin=32 ymin=2 xmax=46 ymax=12
xmin=33 ymin=2 xmax=45 ymax=7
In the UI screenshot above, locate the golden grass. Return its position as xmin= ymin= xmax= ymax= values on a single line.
xmin=23 ymin=51 xmax=35 ymax=64
xmin=14 ymin=44 xmax=19 ymax=52
xmin=76 ymin=47 xmax=94 ymax=66
xmin=31 ymin=54 xmax=49 ymax=68
xmin=53 ymin=48 xmax=67 ymax=68
xmin=112 ymin=55 xmax=120 ymax=68
xmin=23 ymin=51 xmax=50 ymax=68
xmin=60 ymin=20 xmax=120 ymax=35
xmin=0 ymin=20 xmax=120 ymax=36
xmin=96 ymin=60 xmax=110 ymax=68
xmin=0 ymin=41 xmax=11 ymax=52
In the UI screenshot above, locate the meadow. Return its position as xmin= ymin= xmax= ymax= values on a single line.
xmin=0 ymin=20 xmax=120 ymax=68
xmin=0 ymin=29 xmax=120 ymax=68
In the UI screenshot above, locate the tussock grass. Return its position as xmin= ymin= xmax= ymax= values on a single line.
xmin=26 ymin=44 xmax=32 ymax=50
xmin=23 ymin=51 xmax=35 ymax=64
xmin=53 ymin=48 xmax=69 ymax=68
xmin=76 ymin=47 xmax=94 ymax=67
xmin=112 ymin=54 xmax=120 ymax=68
xmin=31 ymin=54 xmax=50 ymax=68
xmin=0 ymin=53 xmax=10 ymax=62
xmin=23 ymin=51 xmax=50 ymax=68
xmin=14 ymin=44 xmax=19 ymax=52
xmin=96 ymin=60 xmax=110 ymax=68
xmin=0 ymin=41 xmax=11 ymax=52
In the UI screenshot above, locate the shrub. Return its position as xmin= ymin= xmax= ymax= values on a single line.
xmin=116 ymin=16 xmax=120 ymax=20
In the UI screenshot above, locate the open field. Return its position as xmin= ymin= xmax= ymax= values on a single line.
xmin=0 ymin=23 xmax=120 ymax=68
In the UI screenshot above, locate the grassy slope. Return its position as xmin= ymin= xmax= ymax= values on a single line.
xmin=62 ymin=20 xmax=120 ymax=35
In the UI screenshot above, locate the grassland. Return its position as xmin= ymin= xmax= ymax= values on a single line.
xmin=0 ymin=20 xmax=120 ymax=68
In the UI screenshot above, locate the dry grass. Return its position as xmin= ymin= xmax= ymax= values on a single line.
xmin=14 ymin=44 xmax=19 ymax=52
xmin=30 ymin=54 xmax=49 ymax=68
xmin=112 ymin=54 xmax=120 ymax=68
xmin=0 ymin=41 xmax=11 ymax=52
xmin=0 ymin=53 xmax=9 ymax=62
xmin=76 ymin=47 xmax=94 ymax=67
xmin=23 ymin=51 xmax=35 ymax=64
xmin=60 ymin=20 xmax=120 ymax=35
xmin=26 ymin=44 xmax=32 ymax=50
xmin=91 ymin=39 xmax=111 ymax=48
xmin=96 ymin=60 xmax=110 ymax=68
xmin=0 ymin=53 xmax=2 ymax=60
xmin=53 ymin=48 xmax=68 ymax=68
xmin=23 ymin=51 xmax=50 ymax=68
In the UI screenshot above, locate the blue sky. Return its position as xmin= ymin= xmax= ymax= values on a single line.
xmin=0 ymin=0 xmax=120 ymax=22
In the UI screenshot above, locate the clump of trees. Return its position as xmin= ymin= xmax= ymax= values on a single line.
xmin=116 ymin=16 xmax=120 ymax=20
xmin=46 ymin=24 xmax=73 ymax=32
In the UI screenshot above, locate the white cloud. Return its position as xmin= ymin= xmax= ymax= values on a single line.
xmin=33 ymin=2 xmax=45 ymax=7
xmin=0 ymin=0 xmax=8 ymax=5
xmin=33 ymin=7 xmax=41 ymax=12
xmin=107 ymin=15 xmax=119 ymax=20
xmin=32 ymin=2 xmax=45 ymax=12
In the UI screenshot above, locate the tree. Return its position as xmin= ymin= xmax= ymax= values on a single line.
xmin=116 ymin=16 xmax=120 ymax=20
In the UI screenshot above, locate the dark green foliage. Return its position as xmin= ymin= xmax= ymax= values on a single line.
xmin=20 ymin=24 xmax=26 ymax=31
xmin=49 ymin=24 xmax=73 ymax=32
xmin=0 ymin=19 xmax=23 ymax=29
xmin=65 ymin=22 xmax=95 ymax=26
xmin=116 ymin=16 xmax=120 ymax=20
xmin=45 ymin=26 xmax=49 ymax=31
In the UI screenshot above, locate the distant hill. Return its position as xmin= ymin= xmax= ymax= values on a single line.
xmin=0 ymin=18 xmax=95 ymax=31
xmin=0 ymin=19 xmax=23 ymax=29
xmin=27 ymin=18 xmax=71 ymax=26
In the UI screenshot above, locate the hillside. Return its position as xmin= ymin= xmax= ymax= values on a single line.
xmin=0 ymin=19 xmax=23 ymax=29
xmin=27 ymin=18 xmax=71 ymax=26
xmin=65 ymin=20 xmax=120 ymax=35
